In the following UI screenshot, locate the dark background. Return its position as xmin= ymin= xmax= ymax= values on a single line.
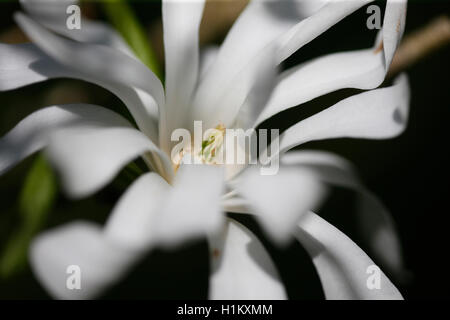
xmin=0 ymin=0 xmax=449 ymax=299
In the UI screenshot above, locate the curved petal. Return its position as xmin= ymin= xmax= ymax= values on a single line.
xmin=193 ymin=0 xmax=372 ymax=129
xmin=30 ymin=221 xmax=142 ymax=300
xmin=277 ymin=0 xmax=372 ymax=61
xmin=0 ymin=104 xmax=132 ymax=176
xmin=295 ymin=212 xmax=403 ymax=299
xmin=192 ymin=1 xmax=290 ymax=125
xmin=20 ymin=0 xmax=135 ymax=57
xmin=0 ymin=43 xmax=64 ymax=91
xmin=0 ymin=42 xmax=158 ymax=142
xmin=160 ymin=0 xmax=205 ymax=151
xmin=281 ymin=150 xmax=406 ymax=277
xmin=14 ymin=13 xmax=164 ymax=114
xmin=213 ymin=47 xmax=278 ymax=129
xmin=228 ymin=48 xmax=279 ymax=130
xmin=257 ymin=0 xmax=407 ymax=124
xmin=208 ymin=218 xmax=287 ymax=300
xmin=270 ymin=74 xmax=410 ymax=158
xmin=231 ymin=166 xmax=326 ymax=244
xmin=46 ymin=126 xmax=173 ymax=198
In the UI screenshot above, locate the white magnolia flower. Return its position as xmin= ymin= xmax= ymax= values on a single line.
xmin=0 ymin=0 xmax=410 ymax=299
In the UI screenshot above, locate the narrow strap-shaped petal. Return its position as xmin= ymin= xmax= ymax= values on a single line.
xmin=208 ymin=218 xmax=287 ymax=300
xmin=213 ymin=47 xmax=278 ymax=129
xmin=193 ymin=0 xmax=296 ymax=121
xmin=0 ymin=104 xmax=131 ymax=176
xmin=0 ymin=43 xmax=158 ymax=141
xmin=232 ymin=166 xmax=326 ymax=244
xmin=281 ymin=150 xmax=406 ymax=278
xmin=193 ymin=0 xmax=369 ymax=127
xmin=20 ymin=0 xmax=135 ymax=57
xmin=295 ymin=212 xmax=403 ymax=299
xmin=160 ymin=0 xmax=205 ymax=152
xmin=277 ymin=0 xmax=373 ymax=61
xmin=270 ymin=74 xmax=410 ymax=158
xmin=14 ymin=13 xmax=165 ymax=113
xmin=30 ymin=221 xmax=142 ymax=299
xmin=257 ymin=0 xmax=407 ymax=125
xmin=46 ymin=126 xmax=173 ymax=198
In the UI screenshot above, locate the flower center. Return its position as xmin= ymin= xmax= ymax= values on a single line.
xmin=173 ymin=124 xmax=226 ymax=172
xmin=199 ymin=124 xmax=225 ymax=165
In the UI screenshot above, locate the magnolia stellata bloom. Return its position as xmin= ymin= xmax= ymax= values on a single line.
xmin=0 ymin=0 xmax=409 ymax=299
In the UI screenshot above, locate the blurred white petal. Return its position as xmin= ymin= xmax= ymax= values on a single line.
xmin=20 ymin=0 xmax=135 ymax=57
xmin=233 ymin=167 xmax=326 ymax=244
xmin=155 ymin=164 xmax=225 ymax=248
xmin=275 ymin=74 xmax=410 ymax=156
xmin=295 ymin=212 xmax=403 ymax=300
xmin=282 ymin=150 xmax=406 ymax=278
xmin=0 ymin=43 xmax=65 ymax=91
xmin=0 ymin=43 xmax=159 ymax=141
xmin=0 ymin=104 xmax=131 ymax=175
xmin=160 ymin=0 xmax=205 ymax=151
xmin=208 ymin=218 xmax=287 ymax=300
xmin=14 ymin=13 xmax=164 ymax=112
xmin=108 ymin=165 xmax=225 ymax=250
xmin=104 ymin=172 xmax=169 ymax=250
xmin=199 ymin=46 xmax=219 ymax=80
xmin=30 ymin=221 xmax=141 ymax=300
xmin=47 ymin=127 xmax=173 ymax=198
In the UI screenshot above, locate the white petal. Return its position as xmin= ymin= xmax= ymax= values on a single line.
xmin=207 ymin=47 xmax=278 ymax=129
xmin=281 ymin=150 xmax=406 ymax=277
xmin=14 ymin=13 xmax=164 ymax=114
xmin=258 ymin=48 xmax=385 ymax=124
xmin=199 ymin=46 xmax=219 ymax=80
xmin=382 ymin=0 xmax=407 ymax=68
xmin=46 ymin=126 xmax=173 ymax=198
xmin=295 ymin=212 xmax=403 ymax=299
xmin=233 ymin=166 xmax=326 ymax=244
xmin=160 ymin=0 xmax=205 ymax=151
xmin=257 ymin=0 xmax=408 ymax=124
xmin=193 ymin=0 xmax=369 ymax=128
xmin=192 ymin=1 xmax=295 ymax=127
xmin=104 ymin=172 xmax=169 ymax=250
xmin=274 ymin=74 xmax=410 ymax=157
xmin=0 ymin=104 xmax=132 ymax=176
xmin=232 ymin=49 xmax=279 ymax=130
xmin=195 ymin=0 xmax=329 ymax=114
xmin=0 ymin=43 xmax=65 ymax=91
xmin=222 ymin=191 xmax=252 ymax=215
xmin=277 ymin=0 xmax=372 ymax=61
xmin=30 ymin=221 xmax=141 ymax=299
xmin=154 ymin=164 xmax=225 ymax=248
xmin=0 ymin=42 xmax=159 ymax=142
xmin=20 ymin=0 xmax=135 ymax=57
xmin=108 ymin=165 xmax=224 ymax=250
xmin=208 ymin=218 xmax=287 ymax=300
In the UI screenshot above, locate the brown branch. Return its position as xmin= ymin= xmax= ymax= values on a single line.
xmin=388 ymin=15 xmax=450 ymax=78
